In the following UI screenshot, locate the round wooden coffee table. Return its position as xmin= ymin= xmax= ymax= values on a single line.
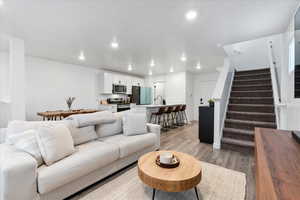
xmin=138 ymin=151 xmax=202 ymax=200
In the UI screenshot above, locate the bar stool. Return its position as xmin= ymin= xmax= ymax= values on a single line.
xmin=150 ymin=107 xmax=165 ymax=125
xmin=158 ymin=107 xmax=169 ymax=131
xmin=165 ymin=106 xmax=177 ymax=129
xmin=172 ymin=105 xmax=182 ymax=126
xmin=178 ymin=105 xmax=188 ymax=125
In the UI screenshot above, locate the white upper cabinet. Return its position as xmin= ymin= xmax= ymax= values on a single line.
xmin=125 ymin=76 xmax=132 ymax=95
xmin=112 ymin=74 xmax=126 ymax=85
xmin=98 ymin=72 xmax=113 ymax=94
xmin=98 ymin=71 xmax=144 ymax=94
xmin=132 ymin=78 xmax=144 ymax=87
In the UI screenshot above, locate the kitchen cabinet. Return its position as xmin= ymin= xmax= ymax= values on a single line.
xmin=132 ymin=78 xmax=144 ymax=87
xmin=98 ymin=71 xmax=144 ymax=94
xmin=98 ymin=72 xmax=113 ymax=94
xmin=113 ymin=74 xmax=126 ymax=85
xmin=125 ymin=76 xmax=132 ymax=95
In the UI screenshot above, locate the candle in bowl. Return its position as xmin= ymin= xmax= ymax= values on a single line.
xmin=160 ymin=152 xmax=173 ymax=164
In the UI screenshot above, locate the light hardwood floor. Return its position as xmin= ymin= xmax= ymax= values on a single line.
xmin=69 ymin=121 xmax=255 ymax=200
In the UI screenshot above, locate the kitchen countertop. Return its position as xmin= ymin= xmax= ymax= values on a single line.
xmin=135 ymin=104 xmax=183 ymax=108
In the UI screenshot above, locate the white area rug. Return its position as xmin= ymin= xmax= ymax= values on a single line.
xmin=78 ymin=161 xmax=246 ymax=200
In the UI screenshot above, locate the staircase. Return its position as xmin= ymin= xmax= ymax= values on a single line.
xmin=221 ymin=68 xmax=276 ymax=153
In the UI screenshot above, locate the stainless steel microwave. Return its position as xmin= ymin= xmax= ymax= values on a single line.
xmin=112 ymin=84 xmax=127 ymax=94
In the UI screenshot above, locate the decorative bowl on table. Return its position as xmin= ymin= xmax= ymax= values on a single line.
xmin=155 ymin=152 xmax=180 ymax=168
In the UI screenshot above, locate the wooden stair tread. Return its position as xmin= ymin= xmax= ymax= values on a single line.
xmin=234 ymin=78 xmax=271 ymax=82
xmin=232 ymin=84 xmax=272 ymax=87
xmin=230 ymin=97 xmax=273 ymax=99
xmin=229 ymin=103 xmax=274 ymax=107
xmin=223 ymin=128 xmax=254 ymax=135
xmin=231 ymin=90 xmax=272 ymax=93
xmin=225 ymin=118 xmax=276 ymax=126
xmin=235 ymin=68 xmax=269 ymax=73
xmin=221 ymin=138 xmax=254 ymax=147
xmin=235 ymin=72 xmax=270 ymax=77
xmin=227 ymin=111 xmax=275 ymax=116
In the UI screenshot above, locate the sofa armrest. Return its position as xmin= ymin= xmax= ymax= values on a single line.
xmin=0 ymin=144 xmax=38 ymax=200
xmin=147 ymin=123 xmax=160 ymax=149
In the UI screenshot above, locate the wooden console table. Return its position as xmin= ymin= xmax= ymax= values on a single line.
xmin=37 ymin=109 xmax=99 ymax=121
xmin=255 ymin=128 xmax=300 ymax=200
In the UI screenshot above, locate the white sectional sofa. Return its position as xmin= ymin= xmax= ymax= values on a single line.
xmin=0 ymin=113 xmax=160 ymax=200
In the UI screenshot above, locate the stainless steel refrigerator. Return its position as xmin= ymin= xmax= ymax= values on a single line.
xmin=131 ymin=86 xmax=140 ymax=104
xmin=131 ymin=86 xmax=152 ymax=105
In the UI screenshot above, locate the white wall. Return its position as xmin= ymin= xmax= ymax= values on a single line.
xmin=0 ymin=52 xmax=11 ymax=127
xmin=193 ymin=72 xmax=219 ymax=120
xmin=9 ymin=38 xmax=26 ymax=121
xmin=224 ymin=34 xmax=283 ymax=72
xmin=26 ymin=57 xmax=99 ymax=121
xmin=0 ymin=52 xmax=9 ymax=100
xmin=0 ymin=37 xmax=26 ymax=127
xmin=185 ymin=72 xmax=194 ymax=121
xmin=164 ymin=72 xmax=186 ymax=105
xmin=145 ymin=73 xmax=186 ymax=105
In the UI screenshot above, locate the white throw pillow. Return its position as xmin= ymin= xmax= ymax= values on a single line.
xmin=6 ymin=120 xmax=97 ymax=146
xmin=9 ymin=129 xmax=44 ymax=166
xmin=122 ymin=112 xmax=147 ymax=136
xmin=6 ymin=120 xmax=72 ymax=143
xmin=96 ymin=112 xmax=123 ymax=138
xmin=36 ymin=124 xmax=75 ymax=166
xmin=70 ymin=125 xmax=98 ymax=145
xmin=65 ymin=111 xmax=116 ymax=128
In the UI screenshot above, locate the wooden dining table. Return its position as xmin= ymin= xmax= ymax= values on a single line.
xmin=37 ymin=109 xmax=99 ymax=121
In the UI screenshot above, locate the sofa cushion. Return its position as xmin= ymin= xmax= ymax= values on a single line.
xmin=6 ymin=120 xmax=72 ymax=143
xmin=6 ymin=120 xmax=97 ymax=146
xmin=122 ymin=112 xmax=147 ymax=136
xmin=64 ymin=111 xmax=116 ymax=128
xmin=71 ymin=125 xmax=98 ymax=145
xmin=95 ymin=112 xmax=123 ymax=138
xmin=99 ymin=133 xmax=157 ymax=158
xmin=37 ymin=141 xmax=119 ymax=194
xmin=36 ymin=124 xmax=75 ymax=166
xmin=9 ymin=129 xmax=44 ymax=166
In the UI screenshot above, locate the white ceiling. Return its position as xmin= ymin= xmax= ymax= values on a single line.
xmin=1 ymin=0 xmax=299 ymax=76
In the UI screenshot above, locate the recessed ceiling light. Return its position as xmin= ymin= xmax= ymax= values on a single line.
xmin=128 ymin=64 xmax=132 ymax=71
xmin=185 ymin=10 xmax=197 ymax=21
xmin=150 ymin=59 xmax=155 ymax=67
xmin=111 ymin=41 xmax=119 ymax=49
xmin=170 ymin=67 xmax=174 ymax=73
xmin=78 ymin=51 xmax=85 ymax=61
xmin=196 ymin=62 xmax=201 ymax=70
xmin=111 ymin=38 xmax=119 ymax=49
xmin=180 ymin=54 xmax=187 ymax=62
xmin=149 ymin=70 xmax=153 ymax=76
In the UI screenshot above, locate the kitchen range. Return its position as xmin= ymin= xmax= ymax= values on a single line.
xmin=108 ymin=98 xmax=131 ymax=112
xmin=99 ymin=97 xmax=131 ymax=113
xmin=98 ymin=82 xmax=153 ymax=113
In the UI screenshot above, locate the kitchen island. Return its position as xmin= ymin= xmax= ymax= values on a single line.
xmin=131 ymin=104 xmax=187 ymax=123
